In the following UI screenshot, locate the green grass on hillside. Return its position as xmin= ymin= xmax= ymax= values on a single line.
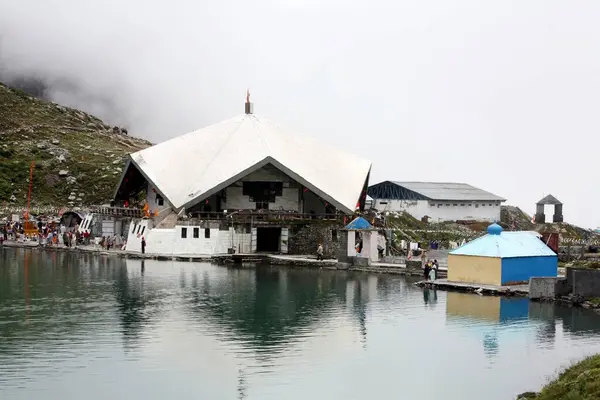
xmin=522 ymin=355 xmax=600 ymax=400
xmin=0 ymin=83 xmax=151 ymax=207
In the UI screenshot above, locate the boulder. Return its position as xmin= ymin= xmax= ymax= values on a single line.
xmin=66 ymin=176 xmax=77 ymax=185
xmin=57 ymin=155 xmax=66 ymax=163
xmin=59 ymin=170 xmax=69 ymax=177
xmin=51 ymin=139 xmax=60 ymax=145
xmin=37 ymin=143 xmax=46 ymax=149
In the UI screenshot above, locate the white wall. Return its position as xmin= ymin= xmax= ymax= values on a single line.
xmin=220 ymin=164 xmax=301 ymax=211
xmin=374 ymin=199 xmax=501 ymax=222
xmin=223 ymin=186 xmax=299 ymax=211
xmin=145 ymin=182 xmax=172 ymax=215
xmin=125 ymin=220 xmax=252 ymax=255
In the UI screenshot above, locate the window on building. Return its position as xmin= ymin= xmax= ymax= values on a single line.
xmin=243 ymin=181 xmax=283 ymax=203
xmin=460 ymin=204 xmax=465 ymax=207
xmin=482 ymin=204 xmax=486 ymax=207
xmin=475 ymin=204 xmax=479 ymax=208
xmin=156 ymin=194 xmax=164 ymax=206
xmin=468 ymin=204 xmax=472 ymax=207
xmin=193 ymin=227 xmax=199 ymax=238
xmin=136 ymin=225 xmax=141 ymax=234
xmin=181 ymin=228 xmax=187 ymax=239
xmin=141 ymin=227 xmax=145 ymax=236
xmin=445 ymin=204 xmax=450 ymax=207
xmin=379 ymin=201 xmax=388 ymax=205
xmin=205 ymin=229 xmax=210 ymax=239
xmin=489 ymin=203 xmax=492 ymax=207
xmin=453 ymin=204 xmax=458 ymax=207
xmin=437 ymin=204 xmax=441 ymax=208
xmin=256 ymin=201 xmax=269 ymax=210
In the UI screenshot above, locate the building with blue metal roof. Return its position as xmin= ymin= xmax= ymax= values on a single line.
xmin=448 ymin=223 xmax=558 ymax=286
xmin=367 ymin=181 xmax=505 ymax=222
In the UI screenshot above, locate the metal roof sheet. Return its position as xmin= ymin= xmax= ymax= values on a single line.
xmin=345 ymin=217 xmax=373 ymax=230
xmin=450 ymin=231 xmax=557 ymax=258
xmin=126 ymin=114 xmax=372 ymax=213
xmin=391 ymin=181 xmax=505 ymax=201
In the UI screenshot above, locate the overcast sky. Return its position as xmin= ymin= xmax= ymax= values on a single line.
xmin=1 ymin=0 xmax=598 ymax=228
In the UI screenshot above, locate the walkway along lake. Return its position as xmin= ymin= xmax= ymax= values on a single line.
xmin=2 ymin=247 xmax=600 ymax=400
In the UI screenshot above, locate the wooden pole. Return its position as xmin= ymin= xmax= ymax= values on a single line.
xmin=26 ymin=160 xmax=35 ymax=222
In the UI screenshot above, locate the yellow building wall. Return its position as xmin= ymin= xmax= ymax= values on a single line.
xmin=446 ymin=292 xmax=500 ymax=322
xmin=448 ymin=254 xmax=502 ymax=286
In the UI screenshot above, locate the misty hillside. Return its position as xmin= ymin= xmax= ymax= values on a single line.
xmin=0 ymin=82 xmax=151 ymax=208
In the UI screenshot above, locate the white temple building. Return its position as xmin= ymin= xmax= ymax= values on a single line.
xmin=113 ymin=96 xmax=372 ymax=255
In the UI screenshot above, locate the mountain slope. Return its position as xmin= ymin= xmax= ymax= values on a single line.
xmin=0 ymin=82 xmax=151 ymax=208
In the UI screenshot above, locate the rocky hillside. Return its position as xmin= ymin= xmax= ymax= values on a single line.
xmin=0 ymin=82 xmax=151 ymax=208
xmin=382 ymin=206 xmax=600 ymax=245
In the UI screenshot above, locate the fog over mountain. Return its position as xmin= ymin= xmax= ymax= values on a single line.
xmin=1 ymin=0 xmax=599 ymax=228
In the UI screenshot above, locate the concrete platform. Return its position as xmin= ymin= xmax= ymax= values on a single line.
xmin=415 ymin=279 xmax=529 ymax=296
xmin=0 ymin=241 xmax=448 ymax=277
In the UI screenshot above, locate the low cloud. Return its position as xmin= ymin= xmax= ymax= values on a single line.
xmin=1 ymin=0 xmax=600 ymax=228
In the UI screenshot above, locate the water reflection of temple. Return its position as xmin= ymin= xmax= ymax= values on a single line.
xmin=446 ymin=291 xmax=600 ymax=359
xmin=446 ymin=292 xmax=530 ymax=323
xmin=446 ymin=293 xmax=531 ymax=359
xmin=176 ymin=264 xmax=382 ymax=354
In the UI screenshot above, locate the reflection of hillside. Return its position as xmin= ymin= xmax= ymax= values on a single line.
xmin=0 ymin=250 xmax=131 ymax=367
xmin=529 ymin=301 xmax=600 ymax=336
xmin=0 ymin=251 xmax=166 ymax=358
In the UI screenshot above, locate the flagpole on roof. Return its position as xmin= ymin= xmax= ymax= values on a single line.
xmin=245 ymin=89 xmax=253 ymax=114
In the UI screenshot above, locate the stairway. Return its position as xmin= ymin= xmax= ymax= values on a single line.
xmin=155 ymin=211 xmax=178 ymax=229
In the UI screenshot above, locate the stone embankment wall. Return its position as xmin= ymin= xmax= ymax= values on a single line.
xmin=571 ymin=269 xmax=600 ymax=297
xmin=529 ymin=267 xmax=600 ymax=306
xmin=288 ymin=225 xmax=339 ymax=258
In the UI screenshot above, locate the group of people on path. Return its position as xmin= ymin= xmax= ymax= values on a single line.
xmin=420 ymin=249 xmax=439 ymax=281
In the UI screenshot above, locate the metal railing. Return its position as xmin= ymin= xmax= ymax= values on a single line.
xmin=90 ymin=206 xmax=143 ymax=218
xmin=177 ymin=211 xmax=347 ymax=225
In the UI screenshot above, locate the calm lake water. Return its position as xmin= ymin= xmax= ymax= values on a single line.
xmin=2 ymin=248 xmax=600 ymax=400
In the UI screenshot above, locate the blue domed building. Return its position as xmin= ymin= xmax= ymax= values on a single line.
xmin=448 ymin=223 xmax=558 ymax=286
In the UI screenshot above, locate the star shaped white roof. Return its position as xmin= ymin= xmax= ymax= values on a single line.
xmin=126 ymin=113 xmax=372 ymax=213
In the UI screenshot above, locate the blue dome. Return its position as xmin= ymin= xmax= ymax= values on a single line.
xmin=487 ymin=223 xmax=503 ymax=235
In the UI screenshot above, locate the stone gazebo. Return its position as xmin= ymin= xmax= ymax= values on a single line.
xmin=337 ymin=216 xmax=379 ymax=267
xmin=535 ymin=195 xmax=563 ymax=224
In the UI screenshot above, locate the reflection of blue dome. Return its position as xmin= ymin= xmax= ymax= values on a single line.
xmin=487 ymin=223 xmax=503 ymax=235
